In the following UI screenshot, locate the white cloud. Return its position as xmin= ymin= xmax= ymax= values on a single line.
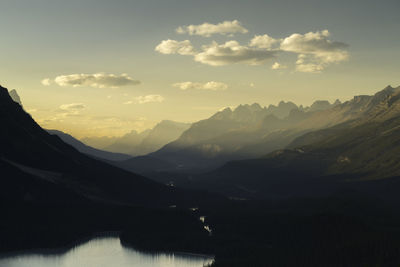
xmin=249 ymin=34 xmax=280 ymax=49
xmin=176 ymin=20 xmax=248 ymax=37
xmin=134 ymin=95 xmax=165 ymax=104
xmin=280 ymin=30 xmax=348 ymax=72
xmin=173 ymin=81 xmax=228 ymax=91
xmin=294 ymin=54 xmax=324 ymax=73
xmin=249 ymin=83 xmax=255 ymax=88
xmin=194 ymin=41 xmax=276 ymax=66
xmin=156 ymin=28 xmax=349 ymax=73
xmin=50 ymin=73 xmax=140 ymax=88
xmin=271 ymin=62 xmax=287 ymax=70
xmin=155 ymin=39 xmax=195 ymax=55
xmin=41 ymin=78 xmax=51 ymax=86
xmin=155 ymin=39 xmax=275 ymax=66
xmin=280 ymin=30 xmax=348 ymax=60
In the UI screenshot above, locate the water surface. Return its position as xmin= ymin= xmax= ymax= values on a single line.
xmin=0 ymin=236 xmax=214 ymax=267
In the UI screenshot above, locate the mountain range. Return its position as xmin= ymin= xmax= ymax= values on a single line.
xmin=82 ymin=120 xmax=190 ymax=156
xmin=170 ymin=85 xmax=400 ymax=201
xmin=0 ymin=85 xmax=207 ymax=207
xmin=146 ymin=99 xmax=341 ymax=171
xmin=3 ymin=84 xmax=400 ymax=267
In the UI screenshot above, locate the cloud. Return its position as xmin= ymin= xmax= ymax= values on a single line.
xmin=47 ymin=73 xmax=141 ymax=88
xmin=58 ymin=103 xmax=86 ymax=117
xmin=156 ymin=28 xmax=349 ymax=72
xmin=41 ymin=78 xmax=51 ymax=86
xmin=155 ymin=39 xmax=195 ymax=55
xmin=173 ymin=81 xmax=228 ymax=91
xmin=294 ymin=54 xmax=324 ymax=73
xmin=124 ymin=95 xmax=165 ymax=104
xmin=280 ymin=30 xmax=348 ymax=61
xmin=176 ymin=20 xmax=248 ymax=37
xmin=194 ymin=41 xmax=276 ymax=66
xmin=249 ymin=34 xmax=280 ymax=49
xmin=295 ymin=63 xmax=324 ymax=73
xmin=155 ymin=39 xmax=275 ymax=66
xmin=271 ymin=62 xmax=287 ymax=70
xmin=280 ymin=30 xmax=349 ymax=72
xmin=59 ymin=103 xmax=86 ymax=111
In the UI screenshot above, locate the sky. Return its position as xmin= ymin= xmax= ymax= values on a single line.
xmin=0 ymin=0 xmax=399 ymax=138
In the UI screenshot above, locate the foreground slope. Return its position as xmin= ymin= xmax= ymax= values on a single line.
xmin=47 ymin=129 xmax=132 ymax=161
xmin=0 ymin=85 xmax=194 ymax=207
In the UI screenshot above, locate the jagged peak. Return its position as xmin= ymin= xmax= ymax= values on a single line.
xmin=278 ymin=100 xmax=297 ymax=107
xmin=352 ymin=95 xmax=370 ymax=101
xmin=9 ymin=89 xmax=22 ymax=106
xmin=250 ymin=103 xmax=262 ymax=111
xmin=0 ymin=85 xmax=16 ymax=105
xmin=210 ymin=107 xmax=232 ymax=120
xmin=333 ymin=99 xmax=341 ymax=105
xmin=311 ymin=100 xmax=331 ymax=105
xmin=383 ymin=85 xmax=394 ymax=91
xmin=220 ymin=107 xmax=233 ymax=113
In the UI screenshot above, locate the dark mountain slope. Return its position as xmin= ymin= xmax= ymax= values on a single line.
xmin=0 ymin=85 xmax=204 ymax=207
xmin=47 ymin=129 xmax=132 ymax=161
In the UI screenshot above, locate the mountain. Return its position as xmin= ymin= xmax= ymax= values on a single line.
xmin=188 ymin=85 xmax=400 ymax=200
xmin=148 ymin=100 xmax=340 ymax=171
xmin=0 ymin=85 xmax=198 ymax=207
xmin=137 ymin=120 xmax=191 ymax=155
xmin=80 ymin=136 xmax=119 ymax=150
xmin=102 ymin=120 xmax=190 ymax=156
xmin=47 ymin=129 xmax=132 ymax=161
xmin=104 ymin=129 xmax=150 ymax=155
xmin=8 ymin=89 xmax=22 ymax=106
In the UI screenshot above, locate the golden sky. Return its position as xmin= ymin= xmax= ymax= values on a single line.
xmin=1 ymin=0 xmax=399 ymax=138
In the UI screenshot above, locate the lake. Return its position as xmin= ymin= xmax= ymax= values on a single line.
xmin=0 ymin=236 xmax=214 ymax=267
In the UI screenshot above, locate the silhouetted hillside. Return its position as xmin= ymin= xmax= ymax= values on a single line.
xmin=47 ymin=129 xmax=132 ymax=161
xmin=0 ymin=85 xmax=207 ymax=207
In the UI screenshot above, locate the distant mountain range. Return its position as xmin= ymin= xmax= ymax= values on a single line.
xmin=82 ymin=120 xmax=191 ymax=156
xmin=167 ymin=85 xmax=400 ymax=200
xmin=148 ymin=99 xmax=341 ymax=171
